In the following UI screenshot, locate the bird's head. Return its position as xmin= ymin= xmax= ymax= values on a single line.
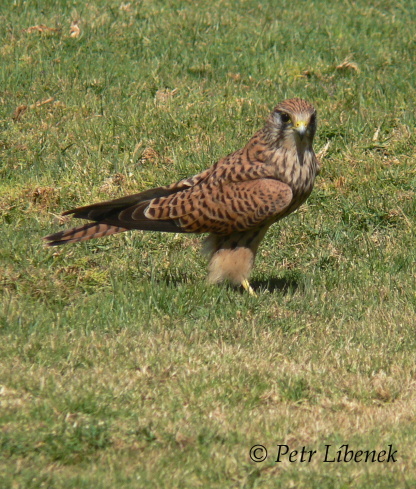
xmin=267 ymin=98 xmax=317 ymax=149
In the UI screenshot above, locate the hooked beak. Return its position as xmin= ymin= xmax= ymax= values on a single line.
xmin=294 ymin=120 xmax=307 ymax=140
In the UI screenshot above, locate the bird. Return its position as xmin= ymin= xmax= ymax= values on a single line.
xmin=44 ymin=98 xmax=320 ymax=295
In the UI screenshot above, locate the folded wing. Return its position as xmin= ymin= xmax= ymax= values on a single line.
xmin=45 ymin=177 xmax=292 ymax=246
xmin=144 ymin=178 xmax=293 ymax=235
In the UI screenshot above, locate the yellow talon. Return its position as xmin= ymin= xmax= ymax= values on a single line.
xmin=242 ymin=279 xmax=257 ymax=297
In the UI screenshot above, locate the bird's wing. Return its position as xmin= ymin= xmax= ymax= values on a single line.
xmin=44 ymin=134 xmax=283 ymax=245
xmin=143 ymin=178 xmax=293 ymax=235
xmin=44 ymin=168 xmax=217 ymax=245
xmin=59 ymin=167 xmax=214 ymax=221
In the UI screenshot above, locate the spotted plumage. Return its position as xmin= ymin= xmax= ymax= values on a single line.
xmin=45 ymin=98 xmax=320 ymax=294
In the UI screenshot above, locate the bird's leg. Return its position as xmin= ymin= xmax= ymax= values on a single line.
xmin=241 ymin=279 xmax=257 ymax=297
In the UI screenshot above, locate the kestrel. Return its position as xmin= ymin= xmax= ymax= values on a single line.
xmin=45 ymin=98 xmax=319 ymax=295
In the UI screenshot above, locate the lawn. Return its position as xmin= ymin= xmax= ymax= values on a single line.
xmin=1 ymin=0 xmax=415 ymax=487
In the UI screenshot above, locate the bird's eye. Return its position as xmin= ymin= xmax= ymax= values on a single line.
xmin=280 ymin=112 xmax=291 ymax=124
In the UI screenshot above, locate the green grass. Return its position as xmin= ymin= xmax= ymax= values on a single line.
xmin=1 ymin=0 xmax=415 ymax=487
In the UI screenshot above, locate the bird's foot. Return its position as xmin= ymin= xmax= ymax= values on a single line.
xmin=241 ymin=279 xmax=257 ymax=297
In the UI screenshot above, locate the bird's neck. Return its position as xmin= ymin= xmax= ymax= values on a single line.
xmin=266 ymin=140 xmax=317 ymax=197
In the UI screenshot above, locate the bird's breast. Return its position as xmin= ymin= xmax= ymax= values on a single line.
xmin=270 ymin=147 xmax=317 ymax=194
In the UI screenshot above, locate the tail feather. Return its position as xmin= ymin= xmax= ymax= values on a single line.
xmin=44 ymin=222 xmax=129 ymax=246
xmin=44 ymin=180 xmax=199 ymax=246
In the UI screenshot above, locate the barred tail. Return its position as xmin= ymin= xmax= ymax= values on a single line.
xmin=44 ymin=222 xmax=129 ymax=246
